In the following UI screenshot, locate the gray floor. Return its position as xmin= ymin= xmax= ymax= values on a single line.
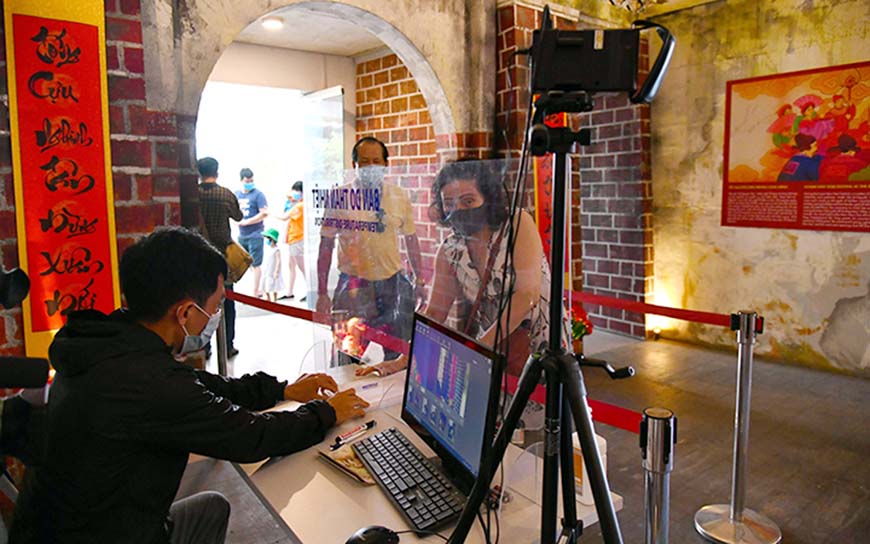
xmin=577 ymin=337 xmax=870 ymax=544
xmin=188 ymin=308 xmax=870 ymax=543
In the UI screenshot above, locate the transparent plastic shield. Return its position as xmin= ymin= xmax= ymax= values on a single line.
xmin=307 ymin=158 xmax=567 ymax=378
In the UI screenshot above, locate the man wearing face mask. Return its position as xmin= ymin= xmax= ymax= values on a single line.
xmin=11 ymin=227 xmax=369 ymax=544
xmin=316 ymin=137 xmax=424 ymax=360
xmin=235 ymin=168 xmax=269 ymax=298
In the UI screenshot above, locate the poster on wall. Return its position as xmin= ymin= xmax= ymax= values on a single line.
xmin=722 ymin=61 xmax=870 ymax=232
xmin=4 ymin=1 xmax=120 ymax=357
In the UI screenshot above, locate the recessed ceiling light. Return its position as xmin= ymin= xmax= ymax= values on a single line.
xmin=261 ymin=16 xmax=284 ymax=31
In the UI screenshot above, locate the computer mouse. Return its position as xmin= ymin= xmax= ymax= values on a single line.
xmin=345 ymin=525 xmax=400 ymax=544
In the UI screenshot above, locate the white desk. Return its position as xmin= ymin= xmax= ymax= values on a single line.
xmin=242 ymin=368 xmax=622 ymax=543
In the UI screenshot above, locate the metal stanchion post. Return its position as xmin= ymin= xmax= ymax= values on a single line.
xmin=641 ymin=407 xmax=676 ymax=544
xmin=215 ymin=299 xmax=228 ymax=377
xmin=695 ymin=311 xmax=781 ymax=543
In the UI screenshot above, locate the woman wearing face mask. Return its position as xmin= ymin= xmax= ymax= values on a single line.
xmin=276 ymin=181 xmax=306 ymax=301
xmin=358 ymin=159 xmax=565 ymax=377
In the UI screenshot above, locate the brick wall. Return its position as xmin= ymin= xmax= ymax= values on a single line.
xmin=496 ymin=1 xmax=653 ymax=338
xmin=577 ymin=46 xmax=653 ymax=338
xmin=0 ymin=0 xmax=188 ymax=356
xmin=354 ymin=52 xmax=493 ymax=281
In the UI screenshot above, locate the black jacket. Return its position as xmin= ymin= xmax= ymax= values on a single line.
xmin=11 ymin=309 xmax=335 ymax=543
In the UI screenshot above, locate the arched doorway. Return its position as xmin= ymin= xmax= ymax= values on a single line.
xmin=187 ymin=1 xmax=464 ymax=379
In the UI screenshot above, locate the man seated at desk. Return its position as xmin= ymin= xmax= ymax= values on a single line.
xmin=11 ymin=227 xmax=369 ymax=544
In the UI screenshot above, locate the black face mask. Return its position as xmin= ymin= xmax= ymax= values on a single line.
xmin=447 ymin=206 xmax=488 ymax=237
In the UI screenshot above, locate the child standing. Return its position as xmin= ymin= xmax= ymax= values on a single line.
xmin=260 ymin=228 xmax=284 ymax=301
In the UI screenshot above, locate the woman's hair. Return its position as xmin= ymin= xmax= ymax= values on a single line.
xmin=430 ymin=159 xmax=509 ymax=229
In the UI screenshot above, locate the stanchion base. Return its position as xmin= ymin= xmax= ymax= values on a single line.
xmin=694 ymin=505 xmax=781 ymax=544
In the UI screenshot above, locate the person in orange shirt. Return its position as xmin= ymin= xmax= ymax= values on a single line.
xmin=277 ymin=181 xmax=306 ymax=301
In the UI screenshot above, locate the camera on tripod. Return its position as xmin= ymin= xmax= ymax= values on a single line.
xmin=448 ymin=8 xmax=676 ymax=544
xmin=530 ymin=18 xmax=675 ymax=101
xmin=526 ymin=16 xmax=675 ymax=157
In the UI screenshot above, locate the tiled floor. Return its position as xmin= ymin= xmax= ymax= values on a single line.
xmin=193 ymin=305 xmax=870 ymax=544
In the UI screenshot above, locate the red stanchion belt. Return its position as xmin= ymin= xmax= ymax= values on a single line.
xmin=571 ymin=291 xmax=732 ymax=328
xmin=503 ymin=375 xmax=641 ymax=434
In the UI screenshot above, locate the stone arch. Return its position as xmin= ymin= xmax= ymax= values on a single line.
xmin=142 ymin=0 xmax=471 ymax=142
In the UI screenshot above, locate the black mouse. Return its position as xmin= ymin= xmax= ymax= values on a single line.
xmin=345 ymin=525 xmax=400 ymax=544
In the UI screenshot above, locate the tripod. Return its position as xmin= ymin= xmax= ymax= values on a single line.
xmin=448 ymin=91 xmax=623 ymax=544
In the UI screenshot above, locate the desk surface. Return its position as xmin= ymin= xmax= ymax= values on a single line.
xmin=242 ymin=367 xmax=622 ymax=543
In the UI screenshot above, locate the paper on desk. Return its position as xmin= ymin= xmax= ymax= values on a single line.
xmin=350 ymin=373 xmax=406 ymax=408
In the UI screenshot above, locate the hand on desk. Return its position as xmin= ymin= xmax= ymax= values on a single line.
xmin=327 ymin=389 xmax=370 ymax=424
xmin=355 ymin=354 xmax=408 ymax=377
xmin=284 ymin=373 xmax=338 ymax=402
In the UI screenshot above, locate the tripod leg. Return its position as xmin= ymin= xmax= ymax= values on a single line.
xmin=541 ymin=366 xmax=562 ymax=543
xmin=559 ymin=394 xmax=580 ymax=542
xmin=560 ymin=353 xmax=624 ymax=544
xmin=447 ymin=355 xmax=545 ymax=544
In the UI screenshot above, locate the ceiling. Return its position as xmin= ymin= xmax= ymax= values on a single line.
xmin=235 ymin=8 xmax=384 ymax=58
xmin=234 ymin=1 xmax=717 ymax=57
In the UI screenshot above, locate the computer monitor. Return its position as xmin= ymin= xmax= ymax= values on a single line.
xmin=401 ymin=313 xmax=500 ymax=494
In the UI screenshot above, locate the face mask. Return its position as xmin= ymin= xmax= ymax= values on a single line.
xmin=178 ymin=303 xmax=221 ymax=357
xmin=291 ymin=191 xmax=302 ymax=201
xmin=447 ymin=206 xmax=488 ymax=237
xmin=243 ymin=181 xmax=255 ymax=191
xmin=357 ymin=165 xmax=386 ymax=189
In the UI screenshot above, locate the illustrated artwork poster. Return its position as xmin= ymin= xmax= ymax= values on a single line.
xmin=722 ymin=61 xmax=870 ymax=232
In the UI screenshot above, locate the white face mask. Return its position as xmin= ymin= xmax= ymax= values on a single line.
xmin=178 ymin=303 xmax=221 ymax=357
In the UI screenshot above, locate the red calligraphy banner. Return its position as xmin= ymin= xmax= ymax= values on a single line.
xmin=5 ymin=4 xmax=119 ymax=357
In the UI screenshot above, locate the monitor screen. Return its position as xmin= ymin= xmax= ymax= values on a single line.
xmin=401 ymin=314 xmax=498 ymax=486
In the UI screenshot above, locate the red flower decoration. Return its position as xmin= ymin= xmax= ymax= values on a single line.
xmin=571 ymin=306 xmax=593 ymax=340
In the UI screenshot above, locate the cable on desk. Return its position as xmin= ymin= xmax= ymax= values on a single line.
xmin=395 ymin=529 xmax=448 ymax=541
xmin=374 ymin=382 xmax=395 ymax=411
xmin=477 ymin=511 xmax=492 ymax=544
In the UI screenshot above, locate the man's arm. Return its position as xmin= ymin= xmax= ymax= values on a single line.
xmin=137 ymin=371 xmax=337 ymax=463
xmin=134 ymin=368 xmax=367 ymax=463
xmin=194 ymin=370 xmax=285 ymax=410
xmin=239 ymin=208 xmax=268 ymax=227
xmin=227 ymin=190 xmax=243 ymax=221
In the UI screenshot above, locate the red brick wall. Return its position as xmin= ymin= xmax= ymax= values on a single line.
xmin=577 ymin=44 xmax=653 ymax=338
xmin=355 ymin=53 xmax=438 ymax=168
xmin=0 ymin=0 xmax=188 ymax=356
xmin=496 ymin=2 xmax=653 ymax=338
xmin=354 ymin=52 xmax=493 ymax=281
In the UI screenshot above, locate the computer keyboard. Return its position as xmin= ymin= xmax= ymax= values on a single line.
xmin=353 ymin=427 xmax=466 ymax=532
